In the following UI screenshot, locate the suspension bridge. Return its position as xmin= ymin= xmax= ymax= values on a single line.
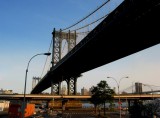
xmin=121 ymin=82 xmax=160 ymax=94
xmin=31 ymin=0 xmax=160 ymax=94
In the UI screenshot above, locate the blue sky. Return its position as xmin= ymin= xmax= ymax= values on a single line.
xmin=0 ymin=0 xmax=159 ymax=94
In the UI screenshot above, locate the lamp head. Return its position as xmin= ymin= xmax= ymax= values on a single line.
xmin=44 ymin=53 xmax=51 ymax=56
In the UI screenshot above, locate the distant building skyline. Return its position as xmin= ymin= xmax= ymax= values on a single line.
xmin=81 ymin=87 xmax=89 ymax=95
xmin=0 ymin=89 xmax=13 ymax=94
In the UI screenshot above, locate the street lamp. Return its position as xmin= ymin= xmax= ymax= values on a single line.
xmin=22 ymin=52 xmax=51 ymax=118
xmin=107 ymin=76 xmax=129 ymax=118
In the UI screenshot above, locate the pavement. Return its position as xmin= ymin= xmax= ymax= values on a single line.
xmin=0 ymin=110 xmax=131 ymax=118
xmin=0 ymin=111 xmax=8 ymax=116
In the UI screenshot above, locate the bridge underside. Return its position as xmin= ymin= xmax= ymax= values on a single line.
xmin=31 ymin=0 xmax=160 ymax=94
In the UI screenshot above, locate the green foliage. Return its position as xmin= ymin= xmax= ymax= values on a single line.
xmin=90 ymin=80 xmax=115 ymax=106
xmin=128 ymin=100 xmax=146 ymax=118
xmin=129 ymin=99 xmax=160 ymax=118
xmin=144 ymin=99 xmax=160 ymax=117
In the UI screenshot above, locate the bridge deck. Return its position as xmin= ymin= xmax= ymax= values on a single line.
xmin=1 ymin=94 xmax=160 ymax=100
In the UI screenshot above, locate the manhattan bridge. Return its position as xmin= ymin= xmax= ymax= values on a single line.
xmin=31 ymin=0 xmax=160 ymax=95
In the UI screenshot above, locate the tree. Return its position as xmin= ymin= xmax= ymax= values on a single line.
xmin=144 ymin=99 xmax=160 ymax=117
xmin=128 ymin=100 xmax=145 ymax=118
xmin=129 ymin=99 xmax=160 ymax=118
xmin=90 ymin=80 xmax=115 ymax=116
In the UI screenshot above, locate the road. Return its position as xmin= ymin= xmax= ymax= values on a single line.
xmin=0 ymin=110 xmax=130 ymax=118
xmin=0 ymin=111 xmax=8 ymax=118
xmin=61 ymin=110 xmax=96 ymax=118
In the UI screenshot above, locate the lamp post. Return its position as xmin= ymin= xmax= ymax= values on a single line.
xmin=107 ymin=76 xmax=129 ymax=118
xmin=22 ymin=52 xmax=51 ymax=118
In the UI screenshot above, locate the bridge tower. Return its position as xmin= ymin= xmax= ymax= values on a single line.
xmin=51 ymin=28 xmax=76 ymax=66
xmin=32 ymin=77 xmax=41 ymax=90
xmin=66 ymin=77 xmax=78 ymax=95
xmin=135 ymin=82 xmax=143 ymax=94
xmin=51 ymin=28 xmax=77 ymax=95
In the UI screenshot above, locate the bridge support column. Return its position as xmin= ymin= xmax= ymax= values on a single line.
xmin=51 ymin=29 xmax=77 ymax=95
xmin=74 ymin=78 xmax=77 ymax=95
xmin=51 ymin=81 xmax=59 ymax=95
xmin=51 ymin=29 xmax=76 ymax=66
xmin=51 ymin=81 xmax=53 ymax=95
xmin=51 ymin=28 xmax=62 ymax=66
xmin=67 ymin=77 xmax=77 ymax=95
xmin=58 ymin=81 xmax=62 ymax=95
xmin=67 ymin=80 xmax=70 ymax=95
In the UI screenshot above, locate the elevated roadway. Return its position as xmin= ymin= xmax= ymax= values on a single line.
xmin=31 ymin=0 xmax=160 ymax=93
xmin=0 ymin=94 xmax=160 ymax=101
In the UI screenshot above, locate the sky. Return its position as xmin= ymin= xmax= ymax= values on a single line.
xmin=0 ymin=0 xmax=159 ymax=94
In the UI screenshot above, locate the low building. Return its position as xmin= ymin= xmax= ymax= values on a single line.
xmin=81 ymin=87 xmax=89 ymax=95
xmin=0 ymin=89 xmax=13 ymax=94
